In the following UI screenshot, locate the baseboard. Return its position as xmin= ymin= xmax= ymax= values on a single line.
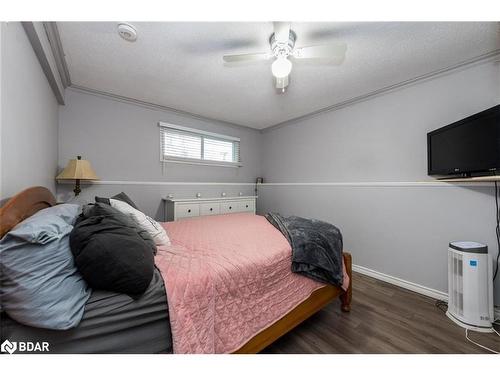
xmin=352 ymin=264 xmax=448 ymax=301
xmin=353 ymin=265 xmax=500 ymax=321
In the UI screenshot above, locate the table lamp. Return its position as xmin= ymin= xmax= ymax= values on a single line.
xmin=56 ymin=156 xmax=99 ymax=196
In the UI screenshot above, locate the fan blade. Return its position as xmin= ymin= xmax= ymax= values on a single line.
xmin=275 ymin=74 xmax=289 ymax=91
xmin=292 ymin=43 xmax=347 ymax=64
xmin=273 ymin=22 xmax=291 ymax=44
xmin=223 ymin=52 xmax=270 ymax=63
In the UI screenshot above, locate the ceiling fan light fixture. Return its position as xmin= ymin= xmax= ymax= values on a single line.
xmin=271 ymin=57 xmax=292 ymax=78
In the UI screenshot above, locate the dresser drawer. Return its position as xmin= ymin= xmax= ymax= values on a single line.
xmin=200 ymin=202 xmax=220 ymax=216
xmin=237 ymin=200 xmax=255 ymax=212
xmin=175 ymin=203 xmax=200 ymax=219
xmin=220 ymin=201 xmax=238 ymax=214
xmin=220 ymin=200 xmax=255 ymax=214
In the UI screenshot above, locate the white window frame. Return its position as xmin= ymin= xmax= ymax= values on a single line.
xmin=158 ymin=122 xmax=242 ymax=168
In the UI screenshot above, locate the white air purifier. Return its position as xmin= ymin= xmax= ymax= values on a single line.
xmin=447 ymin=241 xmax=494 ymax=332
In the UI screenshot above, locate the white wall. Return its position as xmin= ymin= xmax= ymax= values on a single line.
xmin=258 ymin=61 xmax=500 ymax=305
xmin=0 ymin=22 xmax=59 ymax=199
xmin=57 ymin=89 xmax=263 ymax=218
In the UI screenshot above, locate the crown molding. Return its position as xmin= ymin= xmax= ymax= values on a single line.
xmin=262 ymin=49 xmax=500 ymax=133
xmin=67 ymin=85 xmax=259 ymax=132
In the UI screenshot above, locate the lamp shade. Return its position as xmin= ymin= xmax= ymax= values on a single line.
xmin=56 ymin=156 xmax=99 ymax=181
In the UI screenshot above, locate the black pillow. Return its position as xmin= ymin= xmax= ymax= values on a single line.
xmin=70 ymin=203 xmax=155 ymax=296
xmin=95 ymin=192 xmax=139 ymax=210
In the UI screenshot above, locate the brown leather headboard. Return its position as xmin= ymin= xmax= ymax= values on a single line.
xmin=0 ymin=186 xmax=56 ymax=238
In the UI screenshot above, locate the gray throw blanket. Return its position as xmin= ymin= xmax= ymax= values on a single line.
xmin=265 ymin=212 xmax=343 ymax=286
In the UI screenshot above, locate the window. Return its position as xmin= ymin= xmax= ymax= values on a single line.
xmin=159 ymin=122 xmax=241 ymax=167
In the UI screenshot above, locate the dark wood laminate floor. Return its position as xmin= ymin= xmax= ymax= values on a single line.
xmin=263 ymin=272 xmax=500 ymax=354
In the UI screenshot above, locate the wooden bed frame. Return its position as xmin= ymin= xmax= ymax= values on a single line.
xmin=0 ymin=186 xmax=352 ymax=354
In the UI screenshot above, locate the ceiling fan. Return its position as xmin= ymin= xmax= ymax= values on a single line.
xmin=222 ymin=22 xmax=347 ymax=93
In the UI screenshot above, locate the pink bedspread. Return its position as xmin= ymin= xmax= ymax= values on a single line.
xmin=154 ymin=213 xmax=349 ymax=354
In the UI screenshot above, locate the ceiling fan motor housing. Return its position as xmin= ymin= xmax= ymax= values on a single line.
xmin=270 ymin=30 xmax=296 ymax=58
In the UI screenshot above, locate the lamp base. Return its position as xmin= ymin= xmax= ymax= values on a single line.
xmin=73 ymin=179 xmax=81 ymax=196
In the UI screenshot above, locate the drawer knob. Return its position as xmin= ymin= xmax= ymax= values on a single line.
xmin=210 ymin=208 xmax=213 ymax=211
xmin=229 ymin=206 xmax=232 ymax=209
xmin=188 ymin=209 xmax=191 ymax=213
xmin=246 ymin=205 xmax=248 ymax=208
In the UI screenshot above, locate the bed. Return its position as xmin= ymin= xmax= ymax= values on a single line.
xmin=0 ymin=186 xmax=352 ymax=354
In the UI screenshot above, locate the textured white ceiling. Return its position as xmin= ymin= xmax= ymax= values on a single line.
xmin=57 ymin=22 xmax=500 ymax=129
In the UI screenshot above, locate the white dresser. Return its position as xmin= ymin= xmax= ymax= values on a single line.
xmin=163 ymin=196 xmax=257 ymax=221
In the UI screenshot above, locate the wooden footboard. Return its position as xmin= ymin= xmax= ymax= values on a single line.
xmin=234 ymin=252 xmax=352 ymax=354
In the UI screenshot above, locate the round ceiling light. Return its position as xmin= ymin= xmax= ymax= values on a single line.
xmin=271 ymin=57 xmax=292 ymax=78
xmin=117 ymin=23 xmax=137 ymax=42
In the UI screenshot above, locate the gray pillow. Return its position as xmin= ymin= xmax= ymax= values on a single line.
xmin=0 ymin=204 xmax=91 ymax=330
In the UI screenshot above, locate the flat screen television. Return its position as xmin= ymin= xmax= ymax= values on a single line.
xmin=427 ymin=104 xmax=500 ymax=177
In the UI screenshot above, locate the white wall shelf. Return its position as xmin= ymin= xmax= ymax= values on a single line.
xmin=438 ymin=176 xmax=500 ymax=183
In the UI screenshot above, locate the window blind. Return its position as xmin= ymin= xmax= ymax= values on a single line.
xmin=159 ymin=122 xmax=241 ymax=167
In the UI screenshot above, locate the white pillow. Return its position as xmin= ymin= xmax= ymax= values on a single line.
xmin=109 ymin=199 xmax=171 ymax=246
